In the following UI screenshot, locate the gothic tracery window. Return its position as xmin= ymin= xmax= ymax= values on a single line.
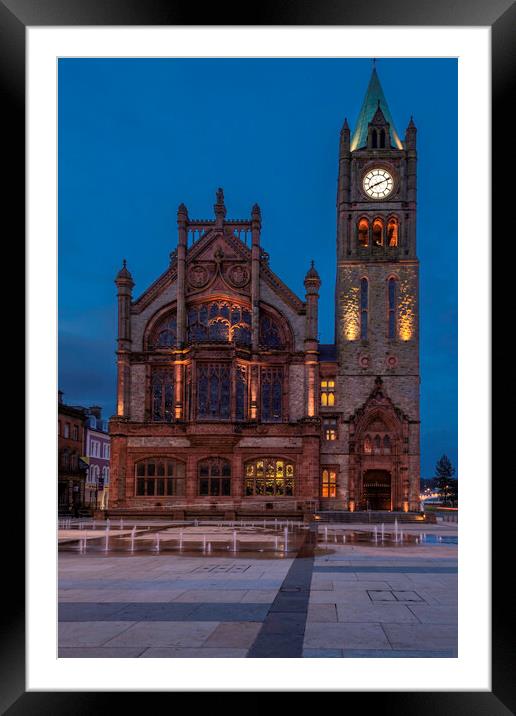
xmin=197 ymin=363 xmax=231 ymax=419
xmin=260 ymin=367 xmax=283 ymax=422
xmin=187 ymin=301 xmax=251 ymax=346
xmin=320 ymin=379 xmax=336 ymax=407
xmin=235 ymin=365 xmax=248 ymax=421
xmin=151 ymin=368 xmax=175 ymax=422
xmin=321 ymin=469 xmax=337 ymax=498
xmin=149 ymin=314 xmax=177 ymax=349
xmin=259 ymin=314 xmax=285 ymax=349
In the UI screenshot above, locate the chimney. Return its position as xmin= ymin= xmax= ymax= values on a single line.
xmin=88 ymin=406 xmax=102 ymax=420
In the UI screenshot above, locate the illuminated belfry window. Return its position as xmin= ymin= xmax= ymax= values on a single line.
xmin=323 ymin=417 xmax=338 ymax=440
xmin=388 ymin=277 xmax=397 ymax=340
xmin=358 ymin=218 xmax=369 ymax=247
xmin=372 ymin=218 xmax=384 ymax=246
xmin=244 ymin=458 xmax=294 ymax=497
xmin=320 ymin=379 xmax=335 ymax=407
xmin=135 ymin=459 xmax=185 ymax=497
xmin=151 ymin=368 xmax=174 ymax=422
xmin=198 ymin=457 xmax=231 ymax=497
xmin=197 ymin=363 xmax=231 ymax=420
xmin=364 ymin=435 xmax=372 ymax=454
xmin=321 ymin=469 xmax=337 ymax=498
xmin=360 ymin=278 xmax=369 ymax=340
xmin=387 ymin=217 xmax=399 ymax=247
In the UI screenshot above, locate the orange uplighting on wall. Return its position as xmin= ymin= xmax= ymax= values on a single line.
xmin=398 ymin=273 xmax=416 ymax=341
xmin=341 ymin=284 xmax=360 ymax=340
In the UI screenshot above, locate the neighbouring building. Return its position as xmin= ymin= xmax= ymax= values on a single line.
xmin=83 ymin=406 xmax=111 ymax=511
xmin=108 ymin=67 xmax=421 ymax=519
xmin=58 ymin=391 xmax=88 ymax=514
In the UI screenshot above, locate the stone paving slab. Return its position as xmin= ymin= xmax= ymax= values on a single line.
xmin=204 ymin=622 xmax=262 ymax=648
xmin=58 ymin=621 xmax=137 ymax=647
xmin=382 ymin=623 xmax=458 ymax=650
xmin=59 ymin=646 xmax=147 ymax=658
xmin=102 ymin=621 xmax=220 ymax=647
xmin=304 ymin=622 xmax=392 ymax=650
xmin=302 ymin=648 xmax=457 ymax=658
xmin=139 ymin=647 xmax=249 ymax=658
xmin=335 ymin=604 xmax=419 ymax=623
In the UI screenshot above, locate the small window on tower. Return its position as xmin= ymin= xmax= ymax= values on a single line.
xmin=372 ymin=219 xmax=384 ymax=246
xmin=320 ymin=379 xmax=336 ymax=407
xmin=358 ymin=219 xmax=369 ymax=247
xmin=387 ymin=218 xmax=399 ymax=247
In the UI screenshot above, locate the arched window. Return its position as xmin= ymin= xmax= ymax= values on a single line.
xmin=383 ymin=435 xmax=391 ymax=454
xmin=387 ymin=217 xmax=399 ymax=247
xmin=198 ymin=457 xmax=231 ymax=496
xmin=235 ymin=365 xmax=247 ymax=421
xmin=360 ymin=278 xmax=368 ymax=340
xmin=187 ymin=302 xmax=252 ymax=346
xmin=320 ymin=379 xmax=335 ymax=407
xmin=259 ymin=314 xmax=285 ymax=349
xmin=374 ymin=435 xmax=382 ymax=454
xmin=379 ymin=128 xmax=386 ymax=148
xmin=261 ymin=367 xmax=283 ymax=422
xmin=151 ymin=368 xmax=175 ymax=422
xmin=388 ymin=277 xmax=397 ymax=340
xmin=135 ymin=459 xmax=185 ymax=497
xmin=358 ymin=218 xmax=369 ymax=247
xmin=149 ymin=314 xmax=177 ymax=349
xmin=321 ymin=469 xmax=337 ymax=498
xmin=371 ymin=129 xmax=378 ymax=148
xmin=244 ymin=458 xmax=294 ymax=497
xmin=363 ymin=436 xmax=372 ymax=454
xmin=197 ymin=364 xmax=231 ymax=420
xmin=372 ymin=218 xmax=384 ymax=246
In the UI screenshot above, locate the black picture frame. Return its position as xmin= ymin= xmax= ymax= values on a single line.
xmin=6 ymin=0 xmax=510 ymax=711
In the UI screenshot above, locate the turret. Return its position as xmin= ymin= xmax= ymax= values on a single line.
xmin=114 ymin=260 xmax=134 ymax=417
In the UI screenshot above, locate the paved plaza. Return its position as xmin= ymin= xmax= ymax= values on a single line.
xmin=58 ymin=521 xmax=457 ymax=658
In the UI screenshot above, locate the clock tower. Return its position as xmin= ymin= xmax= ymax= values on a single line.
xmin=335 ymin=66 xmax=420 ymax=512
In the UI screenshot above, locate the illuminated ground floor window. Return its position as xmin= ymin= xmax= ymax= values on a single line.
xmin=245 ymin=458 xmax=294 ymax=496
xmin=321 ymin=468 xmax=337 ymax=498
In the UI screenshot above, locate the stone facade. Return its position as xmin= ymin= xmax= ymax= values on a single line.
xmin=108 ymin=68 xmax=421 ymax=517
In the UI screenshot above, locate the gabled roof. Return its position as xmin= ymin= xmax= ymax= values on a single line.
xmin=350 ymin=68 xmax=403 ymax=151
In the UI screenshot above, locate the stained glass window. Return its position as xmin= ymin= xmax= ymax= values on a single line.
xmin=151 ymin=369 xmax=174 ymax=422
xmin=387 ymin=218 xmax=399 ymax=247
xmin=261 ymin=367 xmax=283 ymax=422
xmin=235 ymin=365 xmax=247 ymax=421
xmin=198 ymin=458 xmax=231 ymax=496
xmin=244 ymin=458 xmax=294 ymax=497
xmin=259 ymin=315 xmax=285 ymax=349
xmin=149 ymin=315 xmax=177 ymax=349
xmin=358 ymin=218 xmax=369 ymax=247
xmin=197 ymin=363 xmax=231 ymax=420
xmin=135 ymin=459 xmax=185 ymax=497
xmin=187 ymin=301 xmax=251 ymax=346
xmin=360 ymin=278 xmax=368 ymax=340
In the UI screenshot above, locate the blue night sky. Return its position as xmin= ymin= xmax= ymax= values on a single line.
xmin=58 ymin=58 xmax=457 ymax=478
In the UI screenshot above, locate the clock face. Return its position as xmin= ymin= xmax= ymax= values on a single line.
xmin=363 ymin=168 xmax=394 ymax=199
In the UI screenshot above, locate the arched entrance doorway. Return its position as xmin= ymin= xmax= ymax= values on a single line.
xmin=362 ymin=470 xmax=391 ymax=511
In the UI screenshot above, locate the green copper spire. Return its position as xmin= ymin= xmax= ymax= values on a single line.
xmin=350 ymin=67 xmax=403 ymax=151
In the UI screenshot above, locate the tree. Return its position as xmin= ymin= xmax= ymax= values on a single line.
xmin=434 ymin=455 xmax=457 ymax=506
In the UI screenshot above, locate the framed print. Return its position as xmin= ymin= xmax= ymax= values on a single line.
xmin=4 ymin=0 xmax=512 ymax=711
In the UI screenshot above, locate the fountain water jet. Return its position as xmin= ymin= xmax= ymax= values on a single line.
xmin=232 ymin=530 xmax=237 ymax=552
xmin=155 ymin=533 xmax=161 ymax=552
xmin=284 ymin=526 xmax=288 ymax=552
xmin=381 ymin=523 xmax=385 ymax=542
xmin=130 ymin=526 xmax=136 ymax=552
